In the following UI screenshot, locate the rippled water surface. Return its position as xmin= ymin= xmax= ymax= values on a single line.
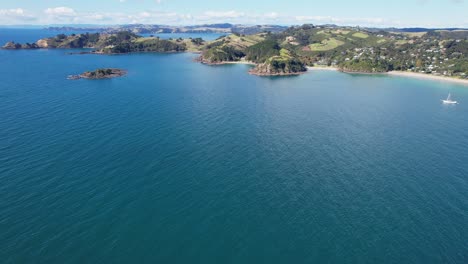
xmin=1 ymin=30 xmax=468 ymax=263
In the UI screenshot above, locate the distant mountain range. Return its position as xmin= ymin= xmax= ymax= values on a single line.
xmin=44 ymin=24 xmax=289 ymax=35
xmin=41 ymin=24 xmax=468 ymax=35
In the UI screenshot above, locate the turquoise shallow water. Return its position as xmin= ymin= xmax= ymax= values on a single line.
xmin=1 ymin=31 xmax=468 ymax=263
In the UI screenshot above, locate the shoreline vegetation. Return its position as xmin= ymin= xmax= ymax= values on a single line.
xmin=2 ymin=24 xmax=467 ymax=79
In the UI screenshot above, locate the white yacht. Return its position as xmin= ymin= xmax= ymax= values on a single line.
xmin=442 ymin=93 xmax=458 ymax=104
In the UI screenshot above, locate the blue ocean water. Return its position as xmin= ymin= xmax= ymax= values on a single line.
xmin=1 ymin=30 xmax=468 ymax=263
xmin=0 ymin=28 xmax=99 ymax=44
xmin=0 ymin=28 xmax=222 ymax=44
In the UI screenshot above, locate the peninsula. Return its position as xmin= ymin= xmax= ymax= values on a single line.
xmin=2 ymin=31 xmax=186 ymax=53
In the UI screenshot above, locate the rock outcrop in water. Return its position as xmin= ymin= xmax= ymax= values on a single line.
xmin=2 ymin=42 xmax=20 ymax=49
xmin=67 ymin=68 xmax=127 ymax=80
xmin=2 ymin=41 xmax=39 ymax=49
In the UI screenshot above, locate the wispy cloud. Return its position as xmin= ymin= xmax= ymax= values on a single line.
xmin=0 ymin=8 xmax=25 ymax=16
xmin=44 ymin=7 xmax=76 ymax=16
xmin=0 ymin=8 xmax=37 ymax=24
xmin=295 ymin=15 xmax=397 ymax=27
xmin=118 ymin=0 xmax=164 ymax=3
xmin=417 ymin=0 xmax=464 ymax=4
xmin=201 ymin=11 xmax=245 ymax=19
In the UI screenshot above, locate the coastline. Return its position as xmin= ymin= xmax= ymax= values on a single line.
xmin=221 ymin=60 xmax=256 ymax=65
xmin=307 ymin=66 xmax=339 ymax=71
xmin=249 ymin=69 xmax=306 ymax=77
xmin=307 ymin=66 xmax=468 ymax=85
xmin=6 ymin=43 xmax=467 ymax=85
xmin=199 ymin=60 xmax=256 ymax=66
xmin=201 ymin=59 xmax=305 ymax=76
xmin=387 ymin=71 xmax=468 ymax=86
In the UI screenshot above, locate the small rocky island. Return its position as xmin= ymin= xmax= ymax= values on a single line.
xmin=68 ymin=68 xmax=127 ymax=80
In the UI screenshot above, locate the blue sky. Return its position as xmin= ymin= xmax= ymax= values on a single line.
xmin=0 ymin=0 xmax=467 ymax=27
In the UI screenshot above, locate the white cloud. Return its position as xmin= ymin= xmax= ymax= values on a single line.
xmin=0 ymin=8 xmax=37 ymax=24
xmin=295 ymin=15 xmax=401 ymax=27
xmin=118 ymin=0 xmax=163 ymax=3
xmin=42 ymin=7 xmax=78 ymax=24
xmin=44 ymin=7 xmax=76 ymax=16
xmin=0 ymin=8 xmax=25 ymax=16
xmin=418 ymin=0 xmax=464 ymax=3
xmin=194 ymin=11 xmax=288 ymax=24
xmin=263 ymin=12 xmax=279 ymax=19
xmin=202 ymin=11 xmax=245 ymax=19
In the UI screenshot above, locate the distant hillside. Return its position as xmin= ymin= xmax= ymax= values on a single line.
xmin=4 ymin=23 xmax=467 ymax=78
xmin=363 ymin=27 xmax=468 ymax=36
xmin=2 ymin=31 xmax=187 ymax=54
xmin=396 ymin=28 xmax=468 ymax=32
xmin=45 ymin=24 xmax=288 ymax=35
xmin=198 ymin=24 xmax=467 ymax=78
xmin=44 ymin=24 xmax=468 ymax=36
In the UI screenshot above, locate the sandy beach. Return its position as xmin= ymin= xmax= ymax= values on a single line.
xmin=307 ymin=66 xmax=339 ymax=71
xmin=203 ymin=63 xmax=468 ymax=85
xmin=387 ymin=71 xmax=468 ymax=86
xmin=307 ymin=66 xmax=468 ymax=85
xmin=222 ymin=60 xmax=256 ymax=65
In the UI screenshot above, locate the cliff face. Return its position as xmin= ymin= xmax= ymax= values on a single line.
xmin=249 ymin=56 xmax=307 ymax=76
xmin=36 ymin=39 xmax=49 ymax=48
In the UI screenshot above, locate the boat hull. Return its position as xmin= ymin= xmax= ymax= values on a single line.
xmin=442 ymin=100 xmax=458 ymax=104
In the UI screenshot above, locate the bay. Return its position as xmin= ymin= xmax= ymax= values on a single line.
xmin=1 ymin=30 xmax=467 ymax=264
